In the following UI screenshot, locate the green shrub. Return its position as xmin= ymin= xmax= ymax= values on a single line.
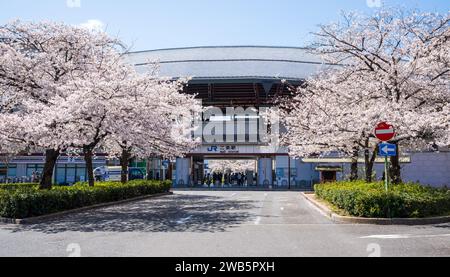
xmin=0 ymin=180 xmax=172 ymax=219
xmin=315 ymin=181 xmax=450 ymax=218
xmin=0 ymin=183 xmax=39 ymax=191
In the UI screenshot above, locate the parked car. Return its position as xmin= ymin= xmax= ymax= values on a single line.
xmin=93 ymin=166 xmax=145 ymax=182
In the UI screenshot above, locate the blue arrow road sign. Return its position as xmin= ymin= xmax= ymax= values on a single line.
xmin=379 ymin=143 xmax=397 ymax=157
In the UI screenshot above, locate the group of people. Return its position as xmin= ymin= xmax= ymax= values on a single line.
xmin=203 ymin=171 xmax=255 ymax=187
xmin=30 ymin=171 xmax=42 ymax=183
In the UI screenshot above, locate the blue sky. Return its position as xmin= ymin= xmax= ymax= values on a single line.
xmin=0 ymin=0 xmax=448 ymax=51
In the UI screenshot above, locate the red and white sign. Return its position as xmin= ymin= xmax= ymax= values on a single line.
xmin=375 ymin=122 xmax=396 ymax=142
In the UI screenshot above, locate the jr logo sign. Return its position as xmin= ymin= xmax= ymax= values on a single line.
xmin=207 ymin=146 xmax=218 ymax=152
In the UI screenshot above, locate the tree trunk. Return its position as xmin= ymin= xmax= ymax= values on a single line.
xmin=120 ymin=148 xmax=131 ymax=184
xmin=5 ymin=161 xmax=9 ymax=184
xmin=146 ymin=158 xmax=152 ymax=181
xmin=39 ymin=149 xmax=60 ymax=190
xmin=364 ymin=147 xmax=370 ymax=183
xmin=390 ymin=142 xmax=402 ymax=184
xmin=350 ymin=147 xmax=359 ymax=181
xmin=365 ymin=145 xmax=378 ymax=183
xmin=83 ymin=146 xmax=95 ymax=187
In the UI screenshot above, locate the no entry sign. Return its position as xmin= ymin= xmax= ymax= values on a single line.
xmin=375 ymin=122 xmax=395 ymax=142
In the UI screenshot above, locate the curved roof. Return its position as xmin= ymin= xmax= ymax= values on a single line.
xmin=123 ymin=46 xmax=329 ymax=81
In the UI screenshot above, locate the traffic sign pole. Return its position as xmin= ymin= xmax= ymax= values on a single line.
xmin=375 ymin=122 xmax=396 ymax=219
xmin=375 ymin=122 xmax=396 ymax=193
xmin=384 ymin=156 xmax=389 ymax=193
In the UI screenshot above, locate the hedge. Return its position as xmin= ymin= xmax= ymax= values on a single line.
xmin=0 ymin=180 xmax=172 ymax=219
xmin=0 ymin=183 xmax=39 ymax=191
xmin=315 ymin=181 xmax=450 ymax=218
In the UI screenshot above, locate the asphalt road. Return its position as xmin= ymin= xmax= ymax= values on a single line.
xmin=0 ymin=191 xmax=449 ymax=257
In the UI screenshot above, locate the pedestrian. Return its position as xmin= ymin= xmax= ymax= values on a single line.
xmin=31 ymin=171 xmax=38 ymax=183
xmin=237 ymin=173 xmax=242 ymax=186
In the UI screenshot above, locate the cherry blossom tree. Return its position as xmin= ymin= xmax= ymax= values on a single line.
xmin=0 ymin=21 xmax=127 ymax=189
xmin=208 ymin=160 xmax=256 ymax=174
xmin=0 ymin=21 xmax=202 ymax=188
xmin=280 ymin=10 xmax=449 ymax=183
xmin=99 ymin=74 xmax=202 ymax=184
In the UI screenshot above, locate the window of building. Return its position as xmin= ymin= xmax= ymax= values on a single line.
xmin=0 ymin=166 xmax=7 ymax=177
xmin=7 ymin=166 xmax=17 ymax=178
xmin=26 ymin=164 xmax=44 ymax=177
xmin=55 ymin=164 xmax=87 ymax=185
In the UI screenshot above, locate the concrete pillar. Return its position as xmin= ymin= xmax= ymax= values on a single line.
xmin=175 ymin=158 xmax=191 ymax=187
xmin=258 ymin=158 xmax=273 ymax=186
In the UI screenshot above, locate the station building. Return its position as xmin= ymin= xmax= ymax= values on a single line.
xmin=125 ymin=46 xmax=450 ymax=189
xmin=1 ymin=46 xmax=449 ymax=188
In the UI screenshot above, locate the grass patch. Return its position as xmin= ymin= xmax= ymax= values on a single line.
xmin=0 ymin=180 xmax=172 ymax=219
xmin=315 ymin=181 xmax=450 ymax=218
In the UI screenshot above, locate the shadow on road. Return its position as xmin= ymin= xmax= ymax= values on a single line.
xmin=432 ymin=223 xmax=450 ymax=229
xmin=13 ymin=194 xmax=258 ymax=234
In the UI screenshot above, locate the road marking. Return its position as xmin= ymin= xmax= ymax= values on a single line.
xmin=361 ymin=234 xmax=450 ymax=239
xmin=176 ymin=216 xmax=193 ymax=225
xmin=230 ymin=193 xmax=237 ymax=198
xmin=254 ymin=193 xmax=268 ymax=226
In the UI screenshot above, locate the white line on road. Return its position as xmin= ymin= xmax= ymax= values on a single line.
xmin=176 ymin=216 xmax=193 ymax=225
xmin=253 ymin=193 xmax=268 ymax=226
xmin=360 ymin=234 xmax=450 ymax=239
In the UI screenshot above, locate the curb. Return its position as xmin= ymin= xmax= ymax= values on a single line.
xmin=173 ymin=188 xmax=313 ymax=192
xmin=301 ymin=193 xmax=450 ymax=226
xmin=0 ymin=192 xmax=174 ymax=225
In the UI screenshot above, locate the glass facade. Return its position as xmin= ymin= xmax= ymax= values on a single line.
xmin=0 ymin=164 xmax=19 ymax=182
xmin=0 ymin=166 xmax=6 ymax=178
xmin=1 ymin=156 xmax=108 ymax=184
xmin=55 ymin=164 xmax=87 ymax=185
xmin=7 ymin=166 xmax=17 ymax=178
xmin=146 ymin=158 xmax=170 ymax=181
xmin=26 ymin=164 xmax=44 ymax=177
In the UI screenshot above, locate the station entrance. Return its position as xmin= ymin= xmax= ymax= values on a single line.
xmin=175 ymin=154 xmax=287 ymax=189
xmin=197 ymin=157 xmax=258 ymax=188
xmin=193 ymin=156 xmax=273 ymax=188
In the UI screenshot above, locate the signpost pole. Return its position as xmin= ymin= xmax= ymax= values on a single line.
xmin=375 ymin=122 xmax=396 ymax=219
xmin=384 ymin=155 xmax=389 ymax=193
xmin=375 ymin=122 xmax=395 ymax=194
